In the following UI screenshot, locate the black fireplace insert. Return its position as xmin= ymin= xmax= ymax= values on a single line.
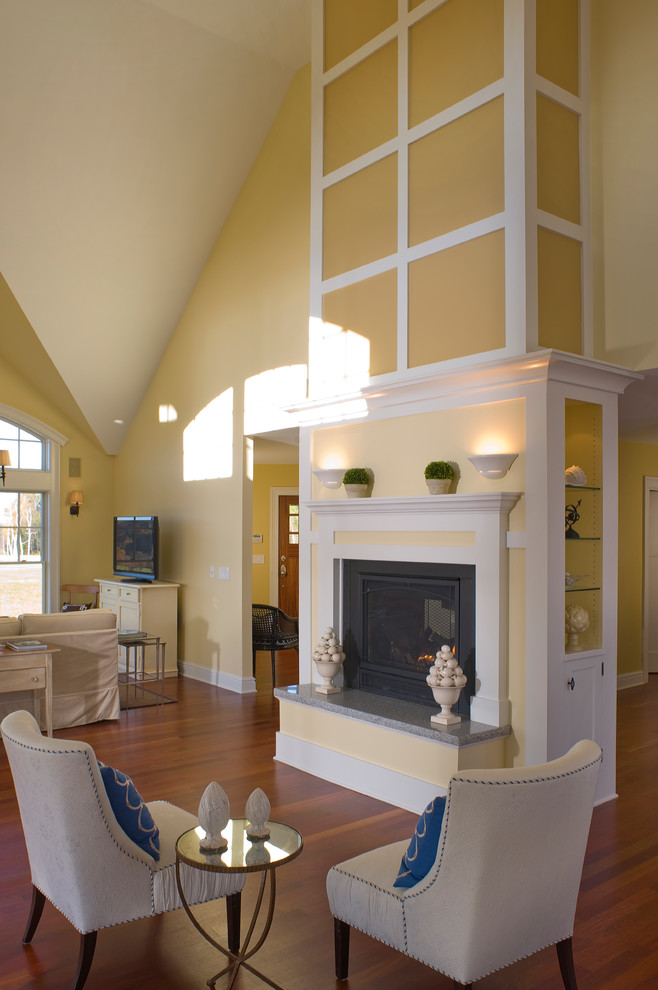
xmin=342 ymin=559 xmax=475 ymax=716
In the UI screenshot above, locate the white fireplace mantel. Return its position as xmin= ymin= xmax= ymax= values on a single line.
xmin=304 ymin=492 xmax=522 ymax=728
xmin=306 ymin=493 xmax=522 ymax=516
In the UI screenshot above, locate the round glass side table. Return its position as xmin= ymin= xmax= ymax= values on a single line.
xmin=176 ymin=818 xmax=303 ymax=990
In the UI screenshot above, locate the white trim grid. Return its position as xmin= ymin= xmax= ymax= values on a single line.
xmin=0 ymin=402 xmax=67 ymax=614
xmin=312 ymin=0 xmax=592 ymax=380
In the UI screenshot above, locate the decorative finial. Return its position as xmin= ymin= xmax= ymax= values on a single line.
xmin=198 ymin=781 xmax=230 ymax=851
xmin=245 ymin=787 xmax=271 ymax=840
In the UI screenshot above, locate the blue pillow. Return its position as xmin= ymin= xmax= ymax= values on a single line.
xmin=98 ymin=761 xmax=160 ymax=860
xmin=393 ymin=796 xmax=446 ymax=888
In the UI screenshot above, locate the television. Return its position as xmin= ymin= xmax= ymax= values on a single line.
xmin=113 ymin=516 xmax=159 ymax=582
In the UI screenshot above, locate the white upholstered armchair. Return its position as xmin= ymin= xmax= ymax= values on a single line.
xmin=327 ymin=740 xmax=601 ymax=989
xmin=1 ymin=710 xmax=246 ymax=990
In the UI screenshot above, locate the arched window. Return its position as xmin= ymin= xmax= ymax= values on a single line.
xmin=0 ymin=407 xmax=67 ymax=615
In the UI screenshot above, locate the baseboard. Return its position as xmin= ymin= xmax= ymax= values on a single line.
xmin=179 ymin=661 xmax=256 ymax=694
xmin=274 ymin=731 xmax=445 ymax=814
xmin=617 ymin=670 xmax=646 ymax=690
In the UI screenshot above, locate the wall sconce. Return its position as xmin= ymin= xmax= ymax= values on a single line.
xmin=67 ymin=490 xmax=84 ymax=516
xmin=313 ymin=468 xmax=344 ymax=489
xmin=468 ymin=453 xmax=518 ymax=479
xmin=0 ymin=450 xmax=10 ymax=486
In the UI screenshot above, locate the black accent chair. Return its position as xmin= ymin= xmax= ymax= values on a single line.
xmin=251 ymin=604 xmax=299 ymax=684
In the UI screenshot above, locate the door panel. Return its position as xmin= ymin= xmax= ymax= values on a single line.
xmin=278 ymin=495 xmax=299 ymax=617
xmin=649 ymin=491 xmax=658 ymax=672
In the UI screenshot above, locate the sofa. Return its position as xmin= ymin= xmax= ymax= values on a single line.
xmin=0 ymin=609 xmax=120 ymax=730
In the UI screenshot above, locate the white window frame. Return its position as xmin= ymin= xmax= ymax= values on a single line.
xmin=0 ymin=403 xmax=68 ymax=613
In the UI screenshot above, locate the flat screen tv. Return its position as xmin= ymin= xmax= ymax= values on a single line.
xmin=113 ymin=516 xmax=159 ymax=581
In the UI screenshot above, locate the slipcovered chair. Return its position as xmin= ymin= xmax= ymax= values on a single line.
xmin=251 ymin=604 xmax=299 ymax=683
xmin=327 ymin=740 xmax=601 ymax=989
xmin=1 ymin=710 xmax=245 ymax=990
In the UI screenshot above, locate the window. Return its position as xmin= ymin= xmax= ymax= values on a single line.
xmin=0 ymin=420 xmax=45 ymax=470
xmin=0 ymin=409 xmax=65 ymax=615
xmin=0 ymin=492 xmax=43 ymax=614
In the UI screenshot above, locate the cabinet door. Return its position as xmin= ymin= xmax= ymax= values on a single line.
xmin=118 ymin=602 xmax=140 ymax=631
xmin=564 ymin=654 xmax=603 ymax=749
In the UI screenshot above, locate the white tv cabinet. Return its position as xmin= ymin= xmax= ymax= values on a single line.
xmin=96 ymin=578 xmax=179 ymax=677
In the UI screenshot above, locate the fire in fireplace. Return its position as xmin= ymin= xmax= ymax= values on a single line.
xmin=342 ymin=559 xmax=475 ymax=716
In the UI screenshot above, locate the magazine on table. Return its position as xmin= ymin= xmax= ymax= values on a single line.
xmin=4 ymin=639 xmax=48 ymax=652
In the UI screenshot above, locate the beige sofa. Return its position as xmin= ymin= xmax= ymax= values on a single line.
xmin=0 ymin=609 xmax=120 ymax=730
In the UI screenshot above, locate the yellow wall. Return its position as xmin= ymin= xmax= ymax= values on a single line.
xmin=618 ymin=440 xmax=658 ymax=676
xmin=311 ymin=399 xmax=526 ymax=499
xmin=114 ymin=66 xmax=310 ymax=674
xmin=251 ymin=463 xmax=299 ymax=603
xmin=591 ymin=0 xmax=658 ymax=369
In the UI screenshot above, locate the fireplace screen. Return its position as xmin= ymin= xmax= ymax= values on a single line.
xmin=342 ymin=560 xmax=475 ymax=714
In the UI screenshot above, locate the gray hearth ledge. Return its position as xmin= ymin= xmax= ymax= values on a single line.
xmin=274 ymin=684 xmax=510 ymax=748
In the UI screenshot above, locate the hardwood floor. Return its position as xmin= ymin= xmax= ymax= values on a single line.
xmin=1 ymin=656 xmax=658 ymax=990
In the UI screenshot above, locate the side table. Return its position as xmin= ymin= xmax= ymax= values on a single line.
xmin=118 ymin=634 xmax=165 ymax=707
xmin=176 ymin=818 xmax=303 ymax=990
xmin=0 ymin=645 xmax=59 ymax=736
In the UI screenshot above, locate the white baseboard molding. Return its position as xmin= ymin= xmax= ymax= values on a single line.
xmin=274 ymin=731 xmax=445 ymax=814
xmin=179 ymin=661 xmax=257 ymax=694
xmin=617 ymin=670 xmax=646 ymax=690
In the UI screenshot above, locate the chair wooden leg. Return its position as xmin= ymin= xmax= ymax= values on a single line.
xmin=72 ymin=931 xmax=97 ymax=990
xmin=226 ymin=891 xmax=241 ymax=954
xmin=252 ymin=647 xmax=257 ymax=677
xmin=22 ymin=885 xmax=46 ymax=944
xmin=270 ymin=650 xmax=276 ymax=686
xmin=334 ymin=917 xmax=350 ymax=981
xmin=557 ymin=937 xmax=578 ymax=990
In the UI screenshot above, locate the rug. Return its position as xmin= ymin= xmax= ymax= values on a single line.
xmin=119 ymin=676 xmax=176 ymax=710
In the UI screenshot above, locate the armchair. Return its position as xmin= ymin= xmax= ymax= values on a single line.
xmin=327 ymin=740 xmax=601 ymax=989
xmin=1 ymin=710 xmax=245 ymax=990
xmin=251 ymin=604 xmax=299 ymax=683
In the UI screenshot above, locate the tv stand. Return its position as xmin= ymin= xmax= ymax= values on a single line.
xmin=96 ymin=578 xmax=179 ymax=676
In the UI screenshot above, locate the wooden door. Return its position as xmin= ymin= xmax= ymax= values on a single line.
xmin=648 ymin=489 xmax=658 ymax=673
xmin=278 ymin=495 xmax=299 ymax=617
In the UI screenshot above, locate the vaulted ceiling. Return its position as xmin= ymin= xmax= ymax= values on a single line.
xmin=0 ymin=0 xmax=311 ymax=454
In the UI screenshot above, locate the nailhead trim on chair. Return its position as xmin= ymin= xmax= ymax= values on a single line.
xmin=7 ymin=735 xmax=157 ymax=931
xmin=331 ymin=750 xmax=602 ymax=983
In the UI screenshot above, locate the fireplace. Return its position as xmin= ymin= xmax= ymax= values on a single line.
xmin=342 ymin=559 xmax=475 ymax=717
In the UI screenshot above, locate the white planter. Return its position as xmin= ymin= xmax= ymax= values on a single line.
xmin=426 ymin=478 xmax=451 ymax=494
xmin=314 ymin=658 xmax=343 ymax=694
xmin=428 ymin=684 xmax=462 ymax=725
xmin=344 ymin=484 xmax=369 ymax=498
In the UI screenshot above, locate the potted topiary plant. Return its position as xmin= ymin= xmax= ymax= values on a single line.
xmin=424 ymin=460 xmax=454 ymax=494
xmin=343 ymin=467 xmax=371 ymax=498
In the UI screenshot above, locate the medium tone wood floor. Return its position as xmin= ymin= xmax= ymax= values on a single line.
xmin=1 ymin=654 xmax=658 ymax=990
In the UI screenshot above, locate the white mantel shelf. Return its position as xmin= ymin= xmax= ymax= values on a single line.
xmin=306 ymin=493 xmax=522 ymax=515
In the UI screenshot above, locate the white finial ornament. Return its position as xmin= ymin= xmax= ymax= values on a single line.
xmin=426 ymin=645 xmax=467 ymax=725
xmin=198 ymin=781 xmax=230 ymax=851
xmin=245 ymin=787 xmax=271 ymax=839
xmin=312 ymin=626 xmax=346 ymax=694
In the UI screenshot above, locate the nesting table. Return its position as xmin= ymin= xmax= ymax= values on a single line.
xmin=118 ymin=633 xmax=165 ymax=707
xmin=176 ymin=818 xmax=303 ymax=990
